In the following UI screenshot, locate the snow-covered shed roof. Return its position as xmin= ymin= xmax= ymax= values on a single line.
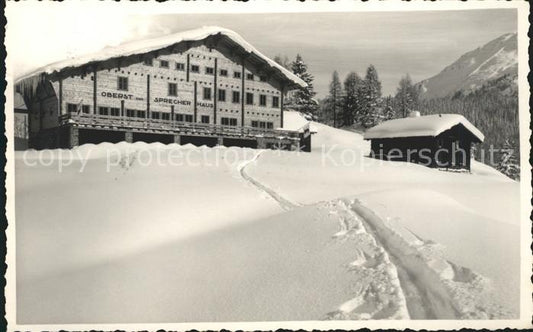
xmin=16 ymin=26 xmax=306 ymax=89
xmin=364 ymin=114 xmax=484 ymax=142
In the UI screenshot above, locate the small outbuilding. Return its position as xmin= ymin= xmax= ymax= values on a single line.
xmin=363 ymin=112 xmax=484 ymax=171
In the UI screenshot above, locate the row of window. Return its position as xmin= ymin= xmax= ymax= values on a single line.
xmin=251 ymin=121 xmax=274 ymax=129
xmin=68 ymin=103 xmax=273 ymax=128
xmin=200 ymin=86 xmax=279 ymax=107
xmin=143 ymin=58 xmax=267 ymax=81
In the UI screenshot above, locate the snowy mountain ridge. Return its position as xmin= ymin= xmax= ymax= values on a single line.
xmin=418 ymin=32 xmax=517 ymax=99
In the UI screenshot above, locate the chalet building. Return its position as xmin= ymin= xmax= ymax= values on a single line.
xmin=364 ymin=112 xmax=484 ymax=171
xmin=14 ymin=26 xmax=311 ymax=151
xmin=14 ymin=92 xmax=29 ymax=150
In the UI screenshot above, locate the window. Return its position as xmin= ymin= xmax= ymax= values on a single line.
xmin=110 ymin=107 xmax=120 ymax=116
xmin=246 ymin=92 xmax=254 ymax=105
xmin=118 ymin=76 xmax=128 ymax=91
xmin=160 ymin=60 xmax=169 ymax=68
xmin=232 ymin=91 xmax=240 ymax=103
xmin=234 ymin=71 xmax=241 ymax=79
xmin=218 ymin=89 xmax=226 ymax=102
xmin=67 ymin=103 xmax=78 ymax=113
xmin=221 ymin=117 xmax=237 ymax=126
xmin=206 ymin=67 xmax=214 ymax=75
xmin=259 ymin=121 xmax=266 ymax=129
xmin=259 ymin=75 xmax=267 ymax=82
xmin=201 ymin=115 xmax=210 ymax=124
xmin=137 ymin=110 xmax=146 ymax=118
xmin=168 ymin=83 xmax=178 ymax=96
xmin=126 ymin=109 xmax=136 ymax=117
xmin=185 ymin=114 xmax=193 ymax=122
xmin=175 ymin=114 xmax=184 ymax=122
xmin=246 ymin=73 xmax=254 ymax=80
xmin=220 ymin=69 xmax=228 ymax=77
xmin=259 ymin=94 xmax=267 ymax=106
xmin=176 ymin=114 xmax=193 ymax=122
xmin=82 ymin=105 xmax=90 ymax=114
xmin=191 ymin=65 xmax=199 ymax=73
xmin=98 ymin=106 xmax=109 ymax=116
xmin=151 ymin=112 xmax=160 ymax=120
xmin=144 ymin=58 xmax=153 ymax=66
xmin=203 ymin=87 xmax=212 ymax=100
xmin=161 ymin=113 xmax=170 ymax=121
xmin=251 ymin=121 xmax=259 ymax=128
xmin=176 ymin=63 xmax=185 ymax=71
xmin=272 ymin=96 xmax=280 ymax=108
xmin=266 ymin=122 xmax=274 ymax=129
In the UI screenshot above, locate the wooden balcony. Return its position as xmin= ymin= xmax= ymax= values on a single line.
xmin=59 ymin=113 xmax=307 ymax=140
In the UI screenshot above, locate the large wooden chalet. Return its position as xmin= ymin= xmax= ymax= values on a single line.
xmin=364 ymin=113 xmax=484 ymax=171
xmin=14 ymin=26 xmax=311 ymax=151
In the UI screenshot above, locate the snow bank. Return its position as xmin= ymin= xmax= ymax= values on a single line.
xmin=363 ymin=114 xmax=484 ymax=142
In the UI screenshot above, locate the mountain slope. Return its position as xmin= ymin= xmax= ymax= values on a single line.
xmin=418 ymin=33 xmax=517 ymax=99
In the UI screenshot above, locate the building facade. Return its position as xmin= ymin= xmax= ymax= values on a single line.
xmin=15 ymin=27 xmax=311 ymax=151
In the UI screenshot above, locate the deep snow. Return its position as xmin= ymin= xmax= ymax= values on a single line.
xmin=15 ymin=111 xmax=521 ymax=323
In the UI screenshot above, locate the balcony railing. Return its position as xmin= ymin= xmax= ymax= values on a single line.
xmin=59 ymin=113 xmax=305 ymax=139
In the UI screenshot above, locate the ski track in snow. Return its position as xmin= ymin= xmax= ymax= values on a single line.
xmin=238 ymin=150 xmax=300 ymax=211
xmin=236 ymin=150 xmax=511 ymax=320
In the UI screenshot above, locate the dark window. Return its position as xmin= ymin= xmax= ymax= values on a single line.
xmin=67 ymin=103 xmax=78 ymax=113
xmin=220 ymin=69 xmax=228 ymax=76
xmin=98 ymin=106 xmax=109 ymax=116
xmin=110 ymin=107 xmax=120 ymax=116
xmin=151 ymin=112 xmax=160 ymax=120
xmin=118 ymin=76 xmax=128 ymax=91
xmin=161 ymin=113 xmax=170 ymax=121
xmin=246 ymin=73 xmax=254 ymax=80
xmin=203 ymin=87 xmax=212 ymax=100
xmin=272 ymin=96 xmax=280 ymax=108
xmin=185 ymin=114 xmax=193 ymax=122
xmin=259 ymin=121 xmax=266 ymax=129
xmin=191 ymin=65 xmax=199 ymax=73
xmin=168 ymin=83 xmax=178 ymax=96
xmin=234 ymin=71 xmax=241 ymax=79
xmin=232 ymin=91 xmax=240 ymax=103
xmin=201 ymin=115 xmax=210 ymax=124
xmin=251 ymin=120 xmax=259 ymax=128
xmin=221 ymin=117 xmax=238 ymax=126
xmin=259 ymin=75 xmax=267 ymax=82
xmin=176 ymin=114 xmax=184 ymax=122
xmin=176 ymin=63 xmax=185 ymax=71
xmin=137 ymin=110 xmax=146 ymax=118
xmin=259 ymin=95 xmax=267 ymax=106
xmin=218 ymin=89 xmax=226 ymax=102
xmin=126 ymin=109 xmax=136 ymax=117
xmin=206 ymin=67 xmax=214 ymax=75
xmin=266 ymin=122 xmax=274 ymax=129
xmin=144 ymin=58 xmax=153 ymax=66
xmin=246 ymin=92 xmax=254 ymax=105
xmin=160 ymin=60 xmax=169 ymax=68
xmin=82 ymin=105 xmax=90 ymax=114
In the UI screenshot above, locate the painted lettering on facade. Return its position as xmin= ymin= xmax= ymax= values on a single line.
xmin=153 ymin=97 xmax=192 ymax=105
xmin=100 ymin=91 xmax=137 ymax=100
xmin=197 ymin=102 xmax=214 ymax=108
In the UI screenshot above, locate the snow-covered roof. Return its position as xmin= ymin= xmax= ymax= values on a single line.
xmin=16 ymin=26 xmax=307 ymax=89
xmin=364 ymin=114 xmax=484 ymax=142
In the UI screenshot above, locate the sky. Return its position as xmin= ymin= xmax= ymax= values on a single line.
xmin=7 ymin=6 xmax=517 ymax=98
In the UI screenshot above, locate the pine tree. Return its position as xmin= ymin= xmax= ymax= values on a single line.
xmin=383 ymin=96 xmax=395 ymax=120
xmin=395 ymin=74 xmax=419 ymax=118
xmin=285 ymin=54 xmax=318 ymax=115
xmin=360 ymin=65 xmax=383 ymax=128
xmin=328 ymin=71 xmax=343 ymax=127
xmin=497 ymin=139 xmax=520 ymax=180
xmin=342 ymin=72 xmax=361 ymax=127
